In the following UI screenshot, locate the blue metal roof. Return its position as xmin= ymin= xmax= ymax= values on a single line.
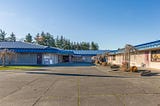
xmin=0 ymin=41 xmax=48 ymax=49
xmin=8 ymin=48 xmax=60 ymax=53
xmin=0 ymin=42 xmax=73 ymax=55
xmin=0 ymin=42 xmax=104 ymax=55
xmin=67 ymin=50 xmax=109 ymax=56
xmin=134 ymin=40 xmax=160 ymax=50
xmin=59 ymin=50 xmax=74 ymax=55
xmin=0 ymin=42 xmax=62 ymax=54
xmin=108 ymin=50 xmax=119 ymax=55
xmin=109 ymin=40 xmax=160 ymax=55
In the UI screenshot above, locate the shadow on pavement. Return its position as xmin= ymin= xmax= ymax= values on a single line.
xmin=141 ymin=72 xmax=160 ymax=77
xmin=47 ymin=62 xmax=95 ymax=67
xmin=26 ymin=71 xmax=131 ymax=78
xmin=137 ymin=70 xmax=160 ymax=77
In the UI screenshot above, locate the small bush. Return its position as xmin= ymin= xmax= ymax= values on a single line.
xmin=95 ymin=60 xmax=99 ymax=65
xmin=130 ymin=66 xmax=138 ymax=72
xmin=101 ymin=62 xmax=107 ymax=66
xmin=110 ymin=64 xmax=120 ymax=68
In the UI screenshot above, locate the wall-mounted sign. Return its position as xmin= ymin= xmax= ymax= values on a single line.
xmin=151 ymin=50 xmax=160 ymax=62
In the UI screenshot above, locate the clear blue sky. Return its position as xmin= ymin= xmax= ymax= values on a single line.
xmin=0 ymin=0 xmax=160 ymax=50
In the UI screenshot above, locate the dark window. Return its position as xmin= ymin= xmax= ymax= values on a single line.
xmin=151 ymin=50 xmax=160 ymax=62
xmin=63 ymin=55 xmax=69 ymax=62
xmin=37 ymin=54 xmax=42 ymax=64
xmin=112 ymin=55 xmax=116 ymax=60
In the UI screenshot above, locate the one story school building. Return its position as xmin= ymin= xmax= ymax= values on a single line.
xmin=0 ymin=41 xmax=107 ymax=65
xmin=108 ymin=40 xmax=160 ymax=69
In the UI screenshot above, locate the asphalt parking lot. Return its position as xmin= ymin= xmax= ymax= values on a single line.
xmin=0 ymin=64 xmax=160 ymax=106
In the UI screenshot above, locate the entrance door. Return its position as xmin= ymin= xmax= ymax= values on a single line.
xmin=63 ymin=55 xmax=69 ymax=62
xmin=145 ymin=51 xmax=149 ymax=67
xmin=37 ymin=54 xmax=42 ymax=65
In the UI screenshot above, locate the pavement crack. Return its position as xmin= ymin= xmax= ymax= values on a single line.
xmin=32 ymin=96 xmax=42 ymax=106
xmin=31 ymin=78 xmax=60 ymax=106
xmin=77 ymin=78 xmax=80 ymax=106
xmin=0 ymin=78 xmax=39 ymax=103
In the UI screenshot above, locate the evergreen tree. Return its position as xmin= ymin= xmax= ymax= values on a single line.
xmin=62 ymin=39 xmax=70 ymax=50
xmin=41 ymin=31 xmax=45 ymax=37
xmin=33 ymin=32 xmax=99 ymax=50
xmin=0 ymin=29 xmax=7 ymax=41
xmin=76 ymin=42 xmax=81 ymax=50
xmin=24 ymin=33 xmax=32 ymax=43
xmin=55 ymin=36 xmax=61 ymax=48
xmin=70 ymin=42 xmax=74 ymax=49
xmin=67 ymin=40 xmax=71 ymax=50
xmin=45 ymin=33 xmax=55 ymax=47
xmin=91 ymin=42 xmax=99 ymax=50
xmin=73 ymin=42 xmax=77 ymax=50
xmin=81 ymin=42 xmax=90 ymax=50
xmin=7 ymin=32 xmax=16 ymax=42
xmin=87 ymin=42 xmax=90 ymax=50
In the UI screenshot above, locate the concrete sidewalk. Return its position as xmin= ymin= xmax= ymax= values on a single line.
xmin=96 ymin=66 xmax=160 ymax=77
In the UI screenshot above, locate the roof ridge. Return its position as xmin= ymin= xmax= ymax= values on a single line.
xmin=20 ymin=41 xmax=48 ymax=48
xmin=134 ymin=39 xmax=160 ymax=47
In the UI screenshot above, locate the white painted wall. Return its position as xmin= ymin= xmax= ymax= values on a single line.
xmin=42 ymin=53 xmax=58 ymax=65
xmin=82 ymin=56 xmax=92 ymax=62
xmin=130 ymin=52 xmax=145 ymax=67
xmin=115 ymin=54 xmax=123 ymax=65
xmin=149 ymin=50 xmax=160 ymax=69
xmin=113 ymin=52 xmax=146 ymax=67
xmin=9 ymin=53 xmax=37 ymax=65
xmin=109 ymin=50 xmax=160 ymax=69
xmin=150 ymin=62 xmax=160 ymax=69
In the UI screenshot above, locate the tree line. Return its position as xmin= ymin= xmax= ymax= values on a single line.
xmin=0 ymin=30 xmax=16 ymax=42
xmin=0 ymin=29 xmax=99 ymax=50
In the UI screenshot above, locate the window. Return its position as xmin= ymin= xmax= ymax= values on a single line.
xmin=112 ymin=55 xmax=116 ymax=60
xmin=151 ymin=50 xmax=160 ymax=62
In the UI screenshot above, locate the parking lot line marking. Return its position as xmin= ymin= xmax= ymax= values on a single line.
xmin=77 ymin=78 xmax=80 ymax=106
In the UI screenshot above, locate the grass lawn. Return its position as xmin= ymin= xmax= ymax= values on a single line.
xmin=0 ymin=66 xmax=41 ymax=70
